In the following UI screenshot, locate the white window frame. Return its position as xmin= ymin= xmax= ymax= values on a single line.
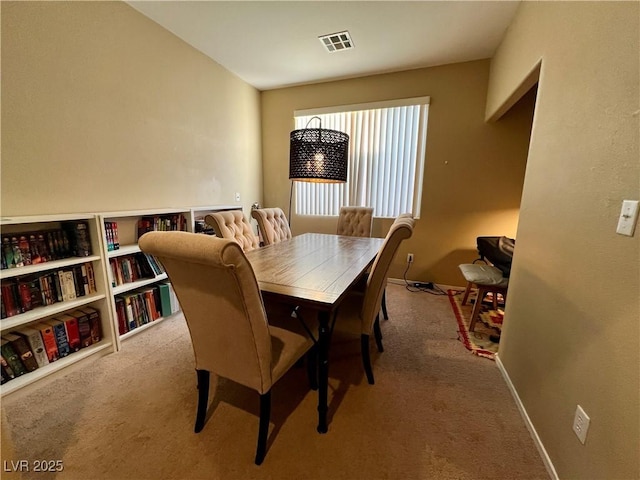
xmin=294 ymin=96 xmax=429 ymax=219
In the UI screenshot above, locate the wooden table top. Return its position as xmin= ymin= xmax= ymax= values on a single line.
xmin=245 ymin=233 xmax=385 ymax=310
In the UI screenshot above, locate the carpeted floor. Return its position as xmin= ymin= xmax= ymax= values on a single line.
xmin=1 ymin=283 xmax=549 ymax=480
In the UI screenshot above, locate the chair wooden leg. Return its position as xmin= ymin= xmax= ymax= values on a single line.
xmin=307 ymin=345 xmax=318 ymax=391
xmin=381 ymin=288 xmax=389 ymax=320
xmin=255 ymin=391 xmax=271 ymax=465
xmin=194 ymin=369 xmax=210 ymax=433
xmin=461 ymin=282 xmax=473 ymax=305
xmin=469 ymin=286 xmax=488 ymax=332
xmin=361 ymin=334 xmax=375 ymax=385
xmin=373 ymin=314 xmax=384 ymax=353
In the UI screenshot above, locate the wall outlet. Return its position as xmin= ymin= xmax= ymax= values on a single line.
xmin=407 ymin=253 xmax=414 ymax=263
xmin=235 ymin=192 xmax=241 ymax=202
xmin=616 ymin=199 xmax=639 ymax=236
xmin=573 ymin=405 xmax=590 ymax=444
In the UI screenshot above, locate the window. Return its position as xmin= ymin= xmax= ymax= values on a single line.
xmin=294 ymin=97 xmax=429 ymax=218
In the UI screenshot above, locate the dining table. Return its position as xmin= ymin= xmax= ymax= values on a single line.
xmin=245 ymin=232 xmax=385 ymax=433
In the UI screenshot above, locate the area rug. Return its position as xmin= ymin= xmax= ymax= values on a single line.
xmin=447 ymin=289 xmax=504 ymax=360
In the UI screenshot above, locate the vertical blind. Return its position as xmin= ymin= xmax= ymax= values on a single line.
xmin=294 ymin=99 xmax=429 ymax=218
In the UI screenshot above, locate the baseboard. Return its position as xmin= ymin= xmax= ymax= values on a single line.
xmin=495 ymin=354 xmax=559 ymax=480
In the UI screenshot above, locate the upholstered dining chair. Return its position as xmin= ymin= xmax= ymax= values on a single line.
xmin=333 ymin=215 xmax=415 ymax=385
xmin=204 ymin=210 xmax=260 ymax=252
xmin=139 ymin=231 xmax=315 ymax=465
xmin=336 ymin=206 xmax=392 ymax=319
xmin=336 ymin=206 xmax=374 ymax=237
xmin=250 ymin=207 xmax=292 ymax=246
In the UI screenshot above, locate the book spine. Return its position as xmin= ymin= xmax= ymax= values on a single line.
xmin=72 ymin=310 xmax=93 ymax=348
xmin=1 ymin=281 xmax=20 ymax=317
xmin=81 ymin=307 xmax=102 ymax=343
xmin=4 ymin=333 xmax=39 ymax=372
xmin=48 ymin=321 xmax=71 ymax=358
xmin=115 ymin=298 xmax=128 ymax=335
xmin=37 ymin=324 xmax=60 ymax=362
xmin=62 ymin=315 xmax=81 ymax=352
xmin=112 ymin=222 xmax=120 ymax=250
xmin=0 ymin=340 xmax=27 ymax=377
xmin=85 ymin=262 xmax=97 ymax=293
xmin=18 ymin=329 xmax=50 ymax=368
xmin=1 ymin=356 xmax=15 ymax=382
xmin=62 ymin=221 xmax=92 ymax=257
xmin=157 ymin=282 xmax=172 ymax=317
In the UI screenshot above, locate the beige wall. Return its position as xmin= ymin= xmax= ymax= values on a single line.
xmin=487 ymin=2 xmax=639 ymax=479
xmin=1 ymin=1 xmax=262 ymax=216
xmin=261 ymin=60 xmax=534 ymax=285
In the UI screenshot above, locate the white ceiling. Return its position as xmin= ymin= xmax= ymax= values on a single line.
xmin=127 ymin=1 xmax=521 ymax=91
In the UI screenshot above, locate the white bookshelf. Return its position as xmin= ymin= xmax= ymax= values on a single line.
xmin=1 ymin=213 xmax=116 ymax=396
xmin=0 ymin=206 xmax=243 ymax=394
xmin=98 ymin=208 xmax=191 ymax=350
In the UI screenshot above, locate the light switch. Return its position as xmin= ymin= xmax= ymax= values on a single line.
xmin=616 ymin=200 xmax=639 ymax=236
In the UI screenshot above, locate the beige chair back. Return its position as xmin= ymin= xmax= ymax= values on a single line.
xmin=250 ymin=208 xmax=292 ymax=246
xmin=337 ymin=206 xmax=374 ymax=237
xmin=205 ymin=211 xmax=260 ymax=252
xmin=138 ymin=231 xmax=274 ymax=393
xmin=361 ymin=215 xmax=415 ymax=333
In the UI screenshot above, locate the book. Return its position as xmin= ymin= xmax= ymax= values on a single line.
xmin=73 ymin=264 xmax=89 ymax=296
xmin=3 ymin=332 xmax=39 ymax=372
xmin=168 ymin=283 xmax=180 ymax=313
xmin=17 ymin=235 xmax=32 ymax=266
xmin=105 ymin=222 xmax=113 ymax=251
xmin=143 ymin=288 xmax=160 ymax=321
xmin=1 ymin=280 xmax=21 ymax=317
xmin=9 ymin=237 xmax=25 ymax=268
xmin=35 ymin=233 xmax=51 ymax=262
xmin=1 ymin=236 xmax=12 ymax=269
xmin=62 ymin=221 xmax=92 ymax=257
xmin=71 ymin=309 xmax=93 ymax=348
xmin=16 ymin=327 xmax=50 ymax=368
xmin=38 ymin=274 xmax=53 ymax=306
xmin=35 ymin=323 xmax=60 ymax=363
xmin=85 ymin=262 xmax=97 ymax=293
xmin=57 ymin=314 xmax=81 ymax=352
xmin=115 ymin=297 xmax=128 ymax=335
xmin=112 ymin=222 xmax=120 ymax=249
xmin=0 ymin=338 xmax=27 ymax=377
xmin=122 ymin=294 xmax=136 ymax=331
xmin=48 ymin=271 xmax=63 ymax=303
xmin=45 ymin=319 xmax=71 ymax=358
xmin=78 ymin=306 xmax=102 ymax=343
xmin=28 ymin=233 xmax=45 ymax=264
xmin=60 ymin=270 xmax=77 ymax=302
xmin=157 ymin=282 xmax=172 ymax=317
xmin=17 ymin=275 xmax=42 ymax=311
xmin=1 ymin=358 xmax=14 ymax=383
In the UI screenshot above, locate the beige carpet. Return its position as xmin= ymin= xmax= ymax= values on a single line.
xmin=1 ymin=283 xmax=549 ymax=480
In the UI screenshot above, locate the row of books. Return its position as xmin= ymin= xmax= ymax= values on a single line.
xmin=1 ymin=306 xmax=102 ymax=384
xmin=1 ymin=221 xmax=93 ymax=270
xmin=104 ymin=221 xmax=120 ymax=251
xmin=194 ymin=219 xmax=215 ymax=235
xmin=136 ymin=214 xmax=188 ymax=239
xmin=109 ymin=253 xmax=164 ymax=287
xmin=115 ymin=282 xmax=179 ymax=335
xmin=1 ymin=262 xmax=98 ymax=319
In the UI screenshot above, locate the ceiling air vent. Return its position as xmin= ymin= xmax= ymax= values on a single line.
xmin=318 ymin=31 xmax=354 ymax=53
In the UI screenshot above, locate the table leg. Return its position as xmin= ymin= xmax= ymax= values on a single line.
xmin=317 ymin=310 xmax=330 ymax=433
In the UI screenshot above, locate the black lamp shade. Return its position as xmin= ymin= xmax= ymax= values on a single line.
xmin=289 ymin=128 xmax=349 ymax=183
